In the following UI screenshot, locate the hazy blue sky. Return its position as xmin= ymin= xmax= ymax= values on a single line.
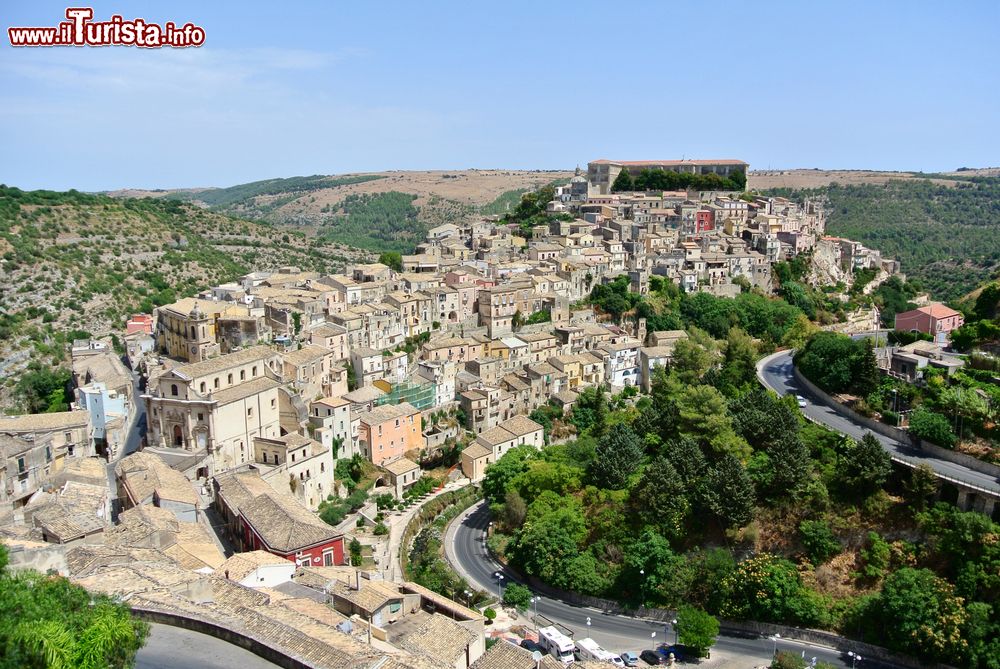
xmin=2 ymin=1 xmax=998 ymax=191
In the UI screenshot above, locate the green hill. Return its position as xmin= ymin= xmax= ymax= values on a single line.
xmin=766 ymin=177 xmax=1000 ymax=301
xmin=0 ymin=185 xmax=370 ymax=404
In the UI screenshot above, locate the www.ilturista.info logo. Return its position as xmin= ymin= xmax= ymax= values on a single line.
xmin=8 ymin=8 xmax=205 ymax=48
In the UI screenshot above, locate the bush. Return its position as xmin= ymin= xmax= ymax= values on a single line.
xmin=373 ymin=522 xmax=389 ymax=536
xmin=799 ymin=520 xmax=842 ymax=565
xmin=908 ymin=407 xmax=956 ymax=447
xmin=483 ymin=607 xmax=497 ymax=621
xmin=502 ymin=582 xmax=532 ymax=611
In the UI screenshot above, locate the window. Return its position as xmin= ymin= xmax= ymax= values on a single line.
xmin=252 ymin=366 xmax=257 ymax=377
xmin=271 ymin=398 xmax=276 ymax=409
xmin=262 ymin=452 xmax=268 ymax=463
xmin=64 ymin=431 xmax=72 ymax=442
xmin=17 ymin=457 xmax=26 ymax=473
xmin=171 ymin=384 xmax=178 ymax=397
xmin=67 ymin=444 xmax=74 ymax=456
xmin=227 ymin=373 xmax=233 ymax=384
xmin=240 ymin=370 xmax=246 ymax=381
xmin=247 ymin=407 xmax=253 ymax=417
xmin=200 ymin=382 xmax=206 ymax=393
xmin=320 ymin=462 xmax=325 ymax=473
xmin=197 ymin=413 xmax=204 ymax=422
xmin=45 ymin=446 xmax=52 ymax=462
xmin=214 ymin=377 xmax=220 ymax=389
xmin=292 ymin=453 xmax=296 ymax=462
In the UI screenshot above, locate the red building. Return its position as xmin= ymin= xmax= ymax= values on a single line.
xmin=214 ymin=470 xmax=345 ymax=567
xmin=894 ymin=303 xmax=964 ymax=340
xmin=695 ymin=209 xmax=715 ymax=234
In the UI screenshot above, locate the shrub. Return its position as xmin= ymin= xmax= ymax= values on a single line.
xmin=373 ymin=522 xmax=389 ymax=536
xmin=483 ymin=607 xmax=497 ymax=621
xmin=908 ymin=407 xmax=956 ymax=448
xmin=501 ymin=582 xmax=532 ymax=611
xmin=799 ymin=520 xmax=842 ymax=565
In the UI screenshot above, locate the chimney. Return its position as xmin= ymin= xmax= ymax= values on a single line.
xmin=356 ymin=569 xmax=362 ymax=591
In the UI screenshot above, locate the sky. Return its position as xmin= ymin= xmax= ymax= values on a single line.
xmin=1 ymin=1 xmax=999 ymax=191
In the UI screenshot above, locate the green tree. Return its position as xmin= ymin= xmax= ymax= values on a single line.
xmin=904 ymin=463 xmax=940 ymax=511
xmin=588 ymin=425 xmax=643 ymax=489
xmin=781 ymin=314 xmax=820 ymax=350
xmin=671 ymin=331 xmax=717 ymax=384
xmin=676 ymin=384 xmax=750 ymax=460
xmin=502 ymin=582 xmax=532 ymax=611
xmin=721 ymin=554 xmax=824 ymax=626
xmin=500 ymin=489 xmax=527 ymax=531
xmin=794 ymin=332 xmax=859 ymax=394
xmin=875 ymin=568 xmax=969 ymax=662
xmin=0 ymin=558 xmax=149 ymax=669
xmin=860 ymin=531 xmax=891 ymax=581
xmin=798 ymin=519 xmax=842 ymax=564
xmin=349 ymin=538 xmax=363 ymax=566
xmin=610 ymin=168 xmax=635 ymax=192
xmin=837 ymin=433 xmax=892 ymax=497
xmin=908 ymin=407 xmax=956 ymax=447
xmin=674 ymin=605 xmax=720 ymax=658
xmin=378 ymin=251 xmax=403 ymax=272
xmin=853 ymin=341 xmax=880 ymax=397
xmin=629 ymin=457 xmax=689 ymax=541
xmin=703 ymin=454 xmax=755 ymax=528
xmin=482 ymin=447 xmax=535 ymax=504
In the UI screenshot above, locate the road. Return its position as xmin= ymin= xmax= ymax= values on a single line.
xmin=446 ymin=502 xmax=868 ymax=668
xmin=136 ymin=623 xmax=280 ymax=669
xmin=757 ymin=350 xmax=1000 ymax=496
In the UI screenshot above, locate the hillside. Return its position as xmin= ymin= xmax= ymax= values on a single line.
xmin=762 ymin=176 xmax=1000 ymax=301
xmin=110 ymin=169 xmax=573 ymax=253
xmin=0 ymin=186 xmax=370 ymax=405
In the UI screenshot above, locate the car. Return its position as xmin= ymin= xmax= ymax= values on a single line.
xmin=607 ymin=655 xmax=625 ymax=667
xmin=640 ymin=650 xmax=666 ymax=665
xmin=620 ymin=652 xmax=639 ymax=667
xmin=520 ymin=640 xmax=543 ymax=653
xmin=796 ymin=394 xmax=807 ymax=408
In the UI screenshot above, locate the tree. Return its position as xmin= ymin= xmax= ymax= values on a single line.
xmin=610 ymin=168 xmax=635 ymax=192
xmin=837 ymin=433 xmax=891 ymax=497
xmin=853 ymin=341 xmax=880 ymax=398
xmin=349 ymin=538 xmax=363 ymax=566
xmin=482 ymin=446 xmax=535 ymax=504
xmin=588 ymin=426 xmax=643 ymax=489
xmin=676 ymin=384 xmax=750 ymax=460
xmin=378 ymin=251 xmax=403 ymax=272
xmin=629 ymin=458 xmax=690 ymax=541
xmin=502 ymin=582 xmax=532 ymax=611
xmin=875 ymin=568 xmax=969 ymax=662
xmin=671 ymin=333 xmax=717 ymax=384
xmin=721 ymin=554 xmax=824 ymax=626
xmin=795 ymin=332 xmax=859 ymax=394
xmin=702 ymin=455 xmax=755 ymax=528
xmin=501 ymin=489 xmax=527 ymax=531
xmin=904 ymin=464 xmax=940 ymax=511
xmin=908 ymin=407 xmax=956 ymax=448
xmin=0 ymin=557 xmax=149 ymax=669
xmin=674 ymin=605 xmax=720 ymax=658
xmin=860 ymin=531 xmax=891 ymax=581
xmin=781 ymin=314 xmax=820 ymax=350
xmin=798 ymin=519 xmax=842 ymax=564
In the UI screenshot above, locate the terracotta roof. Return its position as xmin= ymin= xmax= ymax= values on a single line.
xmin=397 ymin=613 xmax=477 ymax=664
xmin=282 ymin=344 xmax=331 ymax=367
xmin=114 ymin=451 xmax=198 ymax=506
xmin=472 ymin=640 xmax=564 ymax=669
xmin=212 ymin=376 xmax=282 ymax=405
xmin=215 ymin=550 xmax=292 ymax=581
xmin=462 ymin=442 xmax=491 ymax=459
xmin=918 ymin=303 xmax=962 ymax=319
xmin=476 ymin=425 xmax=516 ymax=448
xmin=241 ymin=492 xmax=340 ymax=554
xmin=0 ymin=411 xmax=89 ymax=433
xmin=498 ymin=415 xmax=543 ymax=438
xmin=358 ymin=402 xmax=419 ymax=426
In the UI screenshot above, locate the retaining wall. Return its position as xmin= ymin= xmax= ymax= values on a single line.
xmin=131 ymin=607 xmax=317 ymax=669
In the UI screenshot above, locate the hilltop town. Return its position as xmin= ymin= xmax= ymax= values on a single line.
xmin=5 ymin=157 xmax=976 ymax=669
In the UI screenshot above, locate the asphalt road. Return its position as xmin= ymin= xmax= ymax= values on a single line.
xmin=446 ymin=502 xmax=867 ymax=668
xmin=136 ymin=623 xmax=281 ymax=669
xmin=757 ymin=350 xmax=1000 ymax=496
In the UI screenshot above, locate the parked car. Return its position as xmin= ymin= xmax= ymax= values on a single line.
xmin=796 ymin=394 xmax=807 ymax=408
xmin=620 ymin=652 xmax=639 ymax=667
xmin=640 ymin=650 xmax=666 ymax=665
xmin=520 ymin=640 xmax=543 ymax=653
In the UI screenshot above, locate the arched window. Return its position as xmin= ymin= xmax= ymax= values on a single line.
xmin=240 ymin=370 xmax=246 ymax=381
xmin=227 ymin=373 xmax=233 ymax=384
xmin=190 ymin=326 xmax=196 ymax=339
xmin=252 ymin=366 xmax=258 ymax=377
xmin=199 ymin=382 xmax=206 ymax=393
xmin=262 ymin=452 xmax=268 ymax=463
xmin=170 ymin=384 xmax=178 ymax=397
xmin=214 ymin=377 xmax=220 ymax=389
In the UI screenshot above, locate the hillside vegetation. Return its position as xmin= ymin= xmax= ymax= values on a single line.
xmin=766 ymin=177 xmax=1000 ymax=301
xmin=112 ymin=170 xmax=572 ymax=253
xmin=0 ymin=185 xmax=369 ymax=405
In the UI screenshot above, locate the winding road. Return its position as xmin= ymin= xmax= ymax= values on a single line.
xmin=446 ymin=502 xmax=871 ymax=668
xmin=757 ymin=350 xmax=1000 ymax=497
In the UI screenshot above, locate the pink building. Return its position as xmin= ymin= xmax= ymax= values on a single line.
xmin=894 ymin=303 xmax=964 ymax=338
xmin=357 ymin=402 xmax=423 ymax=466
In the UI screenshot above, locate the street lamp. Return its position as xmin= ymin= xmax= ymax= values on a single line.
xmin=530 ymin=596 xmax=540 ymax=629
xmin=586 ymin=616 xmax=591 ymax=636
xmin=494 ymin=572 xmax=504 ymax=602
xmin=671 ymin=618 xmax=678 ymax=645
xmin=770 ymin=633 xmax=781 ymax=656
xmin=848 ymin=652 xmax=862 ymax=669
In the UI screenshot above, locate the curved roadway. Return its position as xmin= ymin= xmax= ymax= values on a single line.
xmin=757 ymin=350 xmax=1000 ymax=496
xmin=446 ymin=502 xmax=872 ymax=668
